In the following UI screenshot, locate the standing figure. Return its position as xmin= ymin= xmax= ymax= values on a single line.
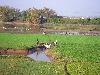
xmin=36 ymin=39 xmax=39 ymax=45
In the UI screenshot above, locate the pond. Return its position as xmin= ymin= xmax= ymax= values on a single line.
xmin=0 ymin=49 xmax=52 ymax=62
xmin=27 ymin=50 xmax=52 ymax=62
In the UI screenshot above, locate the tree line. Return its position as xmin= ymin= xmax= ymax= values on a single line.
xmin=0 ymin=5 xmax=100 ymax=25
xmin=47 ymin=18 xmax=100 ymax=25
xmin=0 ymin=6 xmax=57 ymax=24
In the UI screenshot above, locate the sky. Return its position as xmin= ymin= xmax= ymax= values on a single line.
xmin=0 ymin=0 xmax=100 ymax=17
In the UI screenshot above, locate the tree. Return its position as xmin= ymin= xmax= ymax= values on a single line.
xmin=0 ymin=6 xmax=20 ymax=22
xmin=26 ymin=8 xmax=40 ymax=25
xmin=19 ymin=10 xmax=28 ymax=22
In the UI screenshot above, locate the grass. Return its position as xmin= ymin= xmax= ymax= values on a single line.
xmin=57 ymin=35 xmax=100 ymax=62
xmin=0 ymin=33 xmax=100 ymax=75
xmin=67 ymin=62 xmax=100 ymax=75
xmin=41 ymin=23 xmax=100 ymax=31
xmin=0 ymin=55 xmax=100 ymax=75
xmin=0 ymin=33 xmax=51 ymax=49
xmin=0 ymin=33 xmax=100 ymax=62
xmin=48 ymin=46 xmax=63 ymax=60
xmin=0 ymin=55 xmax=66 ymax=75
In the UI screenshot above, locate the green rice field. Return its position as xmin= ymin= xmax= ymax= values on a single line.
xmin=0 ymin=56 xmax=66 ymax=75
xmin=0 ymin=33 xmax=100 ymax=62
xmin=0 ymin=33 xmax=100 ymax=75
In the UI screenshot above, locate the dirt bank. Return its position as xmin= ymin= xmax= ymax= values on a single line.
xmin=45 ymin=51 xmax=63 ymax=62
xmin=0 ymin=49 xmax=32 ymax=55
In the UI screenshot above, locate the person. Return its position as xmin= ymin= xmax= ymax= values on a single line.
xmin=36 ymin=39 xmax=39 ymax=45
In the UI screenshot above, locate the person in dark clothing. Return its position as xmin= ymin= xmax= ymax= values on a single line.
xmin=36 ymin=39 xmax=39 ymax=45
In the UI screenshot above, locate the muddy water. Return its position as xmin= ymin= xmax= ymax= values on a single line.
xmin=27 ymin=50 xmax=52 ymax=62
xmin=0 ymin=49 xmax=52 ymax=62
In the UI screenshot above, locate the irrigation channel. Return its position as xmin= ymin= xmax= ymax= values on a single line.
xmin=0 ymin=48 xmax=52 ymax=62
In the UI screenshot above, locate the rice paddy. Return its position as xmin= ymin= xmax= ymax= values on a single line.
xmin=0 ymin=33 xmax=100 ymax=75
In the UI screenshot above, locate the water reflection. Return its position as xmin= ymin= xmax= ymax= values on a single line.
xmin=0 ymin=48 xmax=52 ymax=62
xmin=27 ymin=50 xmax=52 ymax=62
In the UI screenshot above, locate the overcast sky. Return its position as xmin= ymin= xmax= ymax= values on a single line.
xmin=0 ymin=0 xmax=100 ymax=17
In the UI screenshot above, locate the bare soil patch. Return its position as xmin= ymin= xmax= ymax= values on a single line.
xmin=0 ymin=49 xmax=32 ymax=55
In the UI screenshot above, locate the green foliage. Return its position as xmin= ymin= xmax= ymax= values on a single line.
xmin=41 ymin=23 xmax=100 ymax=31
xmin=26 ymin=8 xmax=40 ymax=24
xmin=49 ymin=46 xmax=63 ymax=59
xmin=0 ymin=6 xmax=20 ymax=22
xmin=67 ymin=62 xmax=100 ymax=75
xmin=0 ymin=55 xmax=66 ymax=75
xmin=47 ymin=18 xmax=100 ymax=25
xmin=26 ymin=7 xmax=57 ymax=24
xmin=0 ymin=33 xmax=100 ymax=75
xmin=58 ymin=35 xmax=100 ymax=62
xmin=0 ymin=5 xmax=100 ymax=26
xmin=19 ymin=10 xmax=28 ymax=22
xmin=0 ymin=33 xmax=100 ymax=62
xmin=0 ymin=54 xmax=100 ymax=75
